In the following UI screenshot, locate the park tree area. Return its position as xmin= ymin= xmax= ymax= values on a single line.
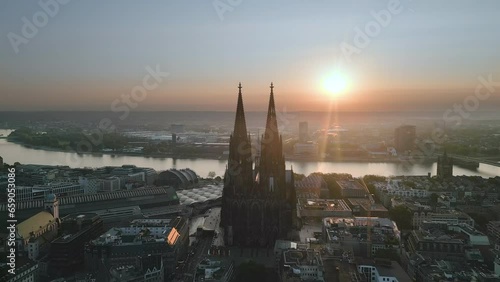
xmin=7 ymin=128 xmax=138 ymax=152
xmin=388 ymin=205 xmax=413 ymax=230
xmin=363 ymin=175 xmax=386 ymax=197
xmin=363 ymin=175 xmax=386 ymax=183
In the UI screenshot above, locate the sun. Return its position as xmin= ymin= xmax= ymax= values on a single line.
xmin=322 ymin=71 xmax=350 ymax=97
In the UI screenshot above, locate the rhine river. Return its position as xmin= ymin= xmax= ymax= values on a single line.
xmin=0 ymin=129 xmax=498 ymax=178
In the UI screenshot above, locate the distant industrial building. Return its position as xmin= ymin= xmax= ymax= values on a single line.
xmin=12 ymin=165 xmax=158 ymax=200
xmin=394 ymin=125 xmax=416 ymax=153
xmin=336 ymin=179 xmax=368 ymax=198
xmin=156 ymin=168 xmax=199 ymax=189
xmin=16 ymin=182 xmax=84 ymax=202
xmin=6 ymin=186 xmax=180 ymax=222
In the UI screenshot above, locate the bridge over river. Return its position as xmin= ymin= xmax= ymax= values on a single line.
xmin=450 ymin=154 xmax=500 ymax=168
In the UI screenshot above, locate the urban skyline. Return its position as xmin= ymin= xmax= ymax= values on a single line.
xmin=1 ymin=1 xmax=500 ymax=282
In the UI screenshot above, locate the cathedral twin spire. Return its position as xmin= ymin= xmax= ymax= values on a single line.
xmin=232 ymin=82 xmax=278 ymax=142
xmin=262 ymin=82 xmax=281 ymax=153
xmin=231 ymin=82 xmax=280 ymax=157
xmin=228 ymin=82 xmax=285 ymax=191
xmin=233 ymin=82 xmax=248 ymax=141
xmin=223 ymin=82 xmax=293 ymax=247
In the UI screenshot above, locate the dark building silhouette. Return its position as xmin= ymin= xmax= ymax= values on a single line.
xmin=48 ymin=213 xmax=104 ymax=277
xmin=299 ymin=122 xmax=309 ymax=142
xmin=437 ymin=151 xmax=453 ymax=178
xmin=395 ymin=125 xmax=416 ymax=153
xmin=221 ymin=83 xmax=296 ymax=247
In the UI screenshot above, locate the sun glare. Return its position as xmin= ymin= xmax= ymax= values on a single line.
xmin=322 ymin=71 xmax=350 ymax=97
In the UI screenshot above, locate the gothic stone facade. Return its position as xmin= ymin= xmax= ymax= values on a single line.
xmin=221 ymin=83 xmax=296 ymax=247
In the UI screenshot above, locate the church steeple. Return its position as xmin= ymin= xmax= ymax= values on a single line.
xmin=259 ymin=82 xmax=285 ymax=195
xmin=233 ymin=82 xmax=248 ymax=139
xmin=226 ymin=83 xmax=253 ymax=193
xmin=263 ymin=82 xmax=279 ymax=143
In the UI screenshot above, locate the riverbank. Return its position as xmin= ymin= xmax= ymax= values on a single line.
xmin=2 ymin=137 xmax=498 ymax=178
xmin=7 ymin=138 xmax=434 ymax=163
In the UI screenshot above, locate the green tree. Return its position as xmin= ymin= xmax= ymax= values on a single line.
xmin=389 ymin=205 xmax=413 ymax=230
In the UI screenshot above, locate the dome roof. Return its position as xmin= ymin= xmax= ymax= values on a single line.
xmin=45 ymin=193 xmax=57 ymax=202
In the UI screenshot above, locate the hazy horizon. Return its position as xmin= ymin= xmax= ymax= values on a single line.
xmin=2 ymin=1 xmax=500 ymax=111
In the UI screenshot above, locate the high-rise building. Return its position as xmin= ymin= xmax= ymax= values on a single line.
xmin=394 ymin=125 xmax=416 ymax=153
xmin=437 ymin=151 xmax=453 ymax=178
xmin=221 ymin=83 xmax=296 ymax=247
xmin=299 ymin=121 xmax=309 ymax=142
xmin=48 ymin=213 xmax=104 ymax=276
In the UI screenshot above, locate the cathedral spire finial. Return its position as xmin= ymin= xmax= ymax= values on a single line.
xmin=270 ymin=82 xmax=274 ymax=94
xmin=238 ymin=82 xmax=242 ymax=94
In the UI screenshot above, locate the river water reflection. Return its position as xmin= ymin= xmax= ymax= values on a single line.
xmin=0 ymin=129 xmax=498 ymax=178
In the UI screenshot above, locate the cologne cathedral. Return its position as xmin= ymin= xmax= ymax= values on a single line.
xmin=221 ymin=83 xmax=296 ymax=247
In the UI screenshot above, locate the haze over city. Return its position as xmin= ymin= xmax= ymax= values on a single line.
xmin=2 ymin=0 xmax=500 ymax=111
xmin=2 ymin=1 xmax=500 ymax=282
